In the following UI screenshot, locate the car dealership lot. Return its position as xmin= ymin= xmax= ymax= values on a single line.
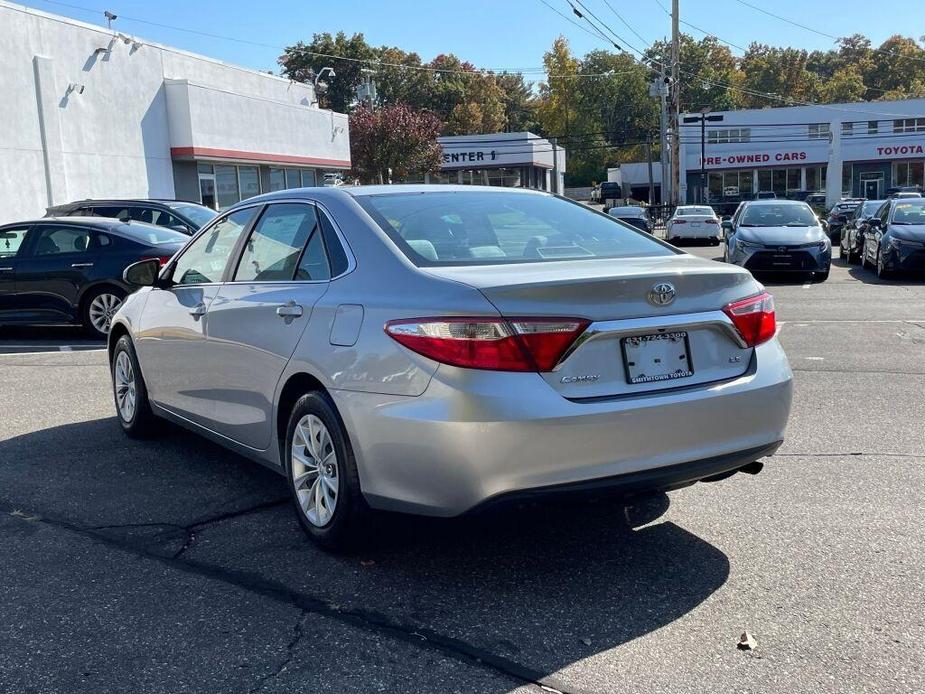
xmin=1 ymin=251 xmax=923 ymax=693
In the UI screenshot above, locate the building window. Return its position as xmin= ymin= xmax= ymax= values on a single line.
xmin=238 ymin=166 xmax=260 ymax=200
xmin=806 ymin=166 xmax=826 ymax=191
xmin=786 ymin=168 xmax=801 ymax=191
xmin=285 ymin=169 xmax=301 ymax=189
xmin=893 ymin=161 xmax=925 ymax=188
xmin=269 ymin=168 xmax=286 ymax=192
xmin=301 ymin=170 xmax=317 ymax=187
xmin=841 ymin=122 xmax=854 ymax=136
xmin=758 ymin=169 xmax=772 ymax=193
xmin=706 ymin=128 xmax=750 ymax=144
xmin=215 ymin=165 xmax=240 ymax=209
xmin=893 ymin=118 xmax=925 ymax=133
xmin=197 ymin=162 xmax=214 ymax=175
xmin=868 ymin=121 xmax=879 ymax=135
xmin=808 ymin=123 xmax=831 ymax=139
xmin=842 ymin=165 xmax=853 ymax=196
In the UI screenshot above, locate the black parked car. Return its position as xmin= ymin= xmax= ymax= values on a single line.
xmin=840 ymin=199 xmax=886 ymax=264
xmin=0 ymin=217 xmax=186 ymax=336
xmin=861 ymin=198 xmax=925 ymax=278
xmin=46 ymin=199 xmax=216 ymax=235
xmin=823 ymin=199 xmax=864 ymax=242
xmin=607 ymin=205 xmax=652 ymax=233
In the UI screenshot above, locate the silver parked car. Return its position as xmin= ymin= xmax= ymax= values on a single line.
xmin=109 ymin=186 xmax=793 ymax=550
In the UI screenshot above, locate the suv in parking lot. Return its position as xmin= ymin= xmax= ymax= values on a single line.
xmin=46 ymin=199 xmax=216 ymax=235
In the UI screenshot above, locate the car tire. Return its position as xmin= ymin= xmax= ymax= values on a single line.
xmin=83 ymin=286 xmax=126 ymax=338
xmin=111 ymin=334 xmax=159 ymax=438
xmin=876 ymin=250 xmax=892 ymax=279
xmin=284 ymin=391 xmax=368 ymax=552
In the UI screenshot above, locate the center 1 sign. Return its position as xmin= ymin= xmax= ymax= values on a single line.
xmin=442 ymin=150 xmax=498 ymax=164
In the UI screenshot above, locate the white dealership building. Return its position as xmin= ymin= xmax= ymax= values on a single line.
xmin=398 ymin=132 xmax=566 ymax=193
xmin=0 ymin=1 xmax=351 ymax=225
xmin=619 ymin=98 xmax=925 ymax=206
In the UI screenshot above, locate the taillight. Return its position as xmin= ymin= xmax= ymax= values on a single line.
xmin=384 ymin=317 xmax=589 ymax=372
xmin=140 ymin=255 xmax=172 ymax=267
xmin=672 ymin=219 xmax=687 ymax=225
xmin=705 ymin=218 xmax=719 ymax=224
xmin=723 ymin=292 xmax=776 ymax=347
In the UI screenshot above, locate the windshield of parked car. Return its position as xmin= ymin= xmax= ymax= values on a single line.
xmin=167 ymin=203 xmax=217 ymax=228
xmin=358 ymin=192 xmax=675 ymax=266
xmin=740 ymin=203 xmax=818 ymax=227
xmin=892 ymin=201 xmax=925 ymax=224
xmin=855 ymin=200 xmax=886 ymax=219
xmin=676 ymin=206 xmax=714 ymax=216
xmin=119 ymin=222 xmax=188 ymax=245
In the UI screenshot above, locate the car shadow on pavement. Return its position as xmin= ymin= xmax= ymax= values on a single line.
xmin=0 ymin=417 xmax=731 ymax=692
xmin=846 ymin=264 xmax=925 ymax=285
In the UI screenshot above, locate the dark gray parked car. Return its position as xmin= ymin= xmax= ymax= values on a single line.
xmin=46 ymin=199 xmax=216 ymax=235
xmin=722 ymin=200 xmax=831 ymax=281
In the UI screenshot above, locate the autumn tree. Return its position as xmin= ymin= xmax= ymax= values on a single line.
xmin=349 ymin=104 xmax=443 ymax=183
xmin=280 ymin=32 xmax=376 ymax=113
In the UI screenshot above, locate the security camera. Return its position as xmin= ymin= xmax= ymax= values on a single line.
xmin=104 ymin=10 xmax=117 ymax=20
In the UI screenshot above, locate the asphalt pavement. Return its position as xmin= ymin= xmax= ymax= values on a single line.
xmin=1 ymin=249 xmax=923 ymax=693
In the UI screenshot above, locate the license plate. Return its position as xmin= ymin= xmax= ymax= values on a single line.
xmin=690 ymin=221 xmax=701 ymax=228
xmin=621 ymin=331 xmax=693 ymax=384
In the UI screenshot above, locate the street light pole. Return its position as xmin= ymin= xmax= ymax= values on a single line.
xmin=683 ymin=109 xmax=723 ymax=204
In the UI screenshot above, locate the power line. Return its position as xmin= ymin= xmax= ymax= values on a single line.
xmin=600 ymin=0 xmax=651 ymax=47
xmin=731 ymin=0 xmax=925 ymax=67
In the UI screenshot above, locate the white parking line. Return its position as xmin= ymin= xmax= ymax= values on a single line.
xmin=59 ymin=346 xmax=72 ymax=352
xmin=801 ymin=282 xmax=811 ymax=289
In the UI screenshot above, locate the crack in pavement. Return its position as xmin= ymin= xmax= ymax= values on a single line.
xmin=247 ymin=608 xmax=310 ymax=694
xmin=0 ymin=499 xmax=578 ymax=694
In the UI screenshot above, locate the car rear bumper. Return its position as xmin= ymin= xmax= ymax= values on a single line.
xmin=333 ymin=339 xmax=793 ymax=517
xmin=669 ymin=225 xmax=721 ymax=239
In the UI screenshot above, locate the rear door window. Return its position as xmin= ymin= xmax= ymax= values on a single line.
xmin=28 ymin=225 xmax=94 ymax=257
xmin=234 ymin=203 xmax=320 ymax=282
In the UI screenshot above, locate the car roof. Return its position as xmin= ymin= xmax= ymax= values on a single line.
xmin=744 ymin=199 xmax=807 ymax=207
xmin=7 ymin=216 xmax=175 ymax=233
xmin=54 ymin=198 xmax=201 ymax=206
xmin=234 ymin=184 xmax=549 ymax=208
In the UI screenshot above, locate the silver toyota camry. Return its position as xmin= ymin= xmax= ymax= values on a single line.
xmin=109 ymin=186 xmax=793 ymax=550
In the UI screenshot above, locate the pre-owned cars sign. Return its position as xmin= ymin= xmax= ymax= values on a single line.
xmin=700 ymin=151 xmax=812 ymax=167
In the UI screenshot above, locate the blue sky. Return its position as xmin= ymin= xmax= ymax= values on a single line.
xmin=24 ymin=0 xmax=920 ymax=76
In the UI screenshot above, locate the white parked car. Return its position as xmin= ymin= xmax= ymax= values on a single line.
xmin=667 ymin=206 xmax=722 ymax=245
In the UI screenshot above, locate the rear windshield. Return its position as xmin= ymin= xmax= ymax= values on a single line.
xmin=120 ymin=222 xmax=188 ymax=245
xmin=358 ymin=191 xmax=675 ymax=266
xmin=166 ymin=203 xmax=217 ymax=228
xmin=677 ymin=206 xmax=714 ymax=216
xmin=741 ymin=203 xmax=818 ymax=227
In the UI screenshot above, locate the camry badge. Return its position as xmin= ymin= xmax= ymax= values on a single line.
xmin=647 ymin=282 xmax=676 ymax=306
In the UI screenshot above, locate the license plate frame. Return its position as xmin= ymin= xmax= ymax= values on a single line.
xmin=621 ymin=331 xmax=694 ymax=385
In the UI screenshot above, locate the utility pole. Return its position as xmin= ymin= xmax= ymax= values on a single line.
xmin=670 ymin=0 xmax=680 ymax=206
xmin=645 ymin=138 xmax=655 ymax=205
xmin=650 ymin=69 xmax=670 ymax=204
xmin=551 ymin=137 xmax=559 ymax=195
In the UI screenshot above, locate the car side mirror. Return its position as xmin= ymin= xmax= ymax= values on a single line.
xmin=123 ymin=258 xmax=161 ymax=286
xmin=721 ymin=220 xmax=733 ymax=231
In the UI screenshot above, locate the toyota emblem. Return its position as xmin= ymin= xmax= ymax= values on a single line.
xmin=648 ymin=282 xmax=676 ymax=306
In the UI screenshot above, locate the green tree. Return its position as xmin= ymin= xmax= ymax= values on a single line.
xmin=279 ymin=32 xmax=376 ymax=113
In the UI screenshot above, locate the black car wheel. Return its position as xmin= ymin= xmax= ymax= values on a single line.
xmin=876 ymin=250 xmax=892 ymax=279
xmin=285 ymin=391 xmax=369 ymax=552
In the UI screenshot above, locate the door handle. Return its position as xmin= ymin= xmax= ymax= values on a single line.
xmin=71 ymin=262 xmax=94 ymax=268
xmin=0 ymin=266 xmax=12 ymax=272
xmin=276 ymin=301 xmax=304 ymax=319
xmin=189 ymin=303 xmax=207 ymax=317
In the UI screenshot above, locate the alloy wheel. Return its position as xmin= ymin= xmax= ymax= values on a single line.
xmin=89 ymin=293 xmax=123 ymax=334
xmin=291 ymin=414 xmax=339 ymax=527
xmin=113 ymin=351 xmax=136 ymax=422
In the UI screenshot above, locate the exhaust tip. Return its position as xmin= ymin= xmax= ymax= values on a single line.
xmin=738 ymin=461 xmax=764 ymax=476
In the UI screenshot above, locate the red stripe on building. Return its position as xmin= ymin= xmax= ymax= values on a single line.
xmin=171 ymin=146 xmax=350 ymax=168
